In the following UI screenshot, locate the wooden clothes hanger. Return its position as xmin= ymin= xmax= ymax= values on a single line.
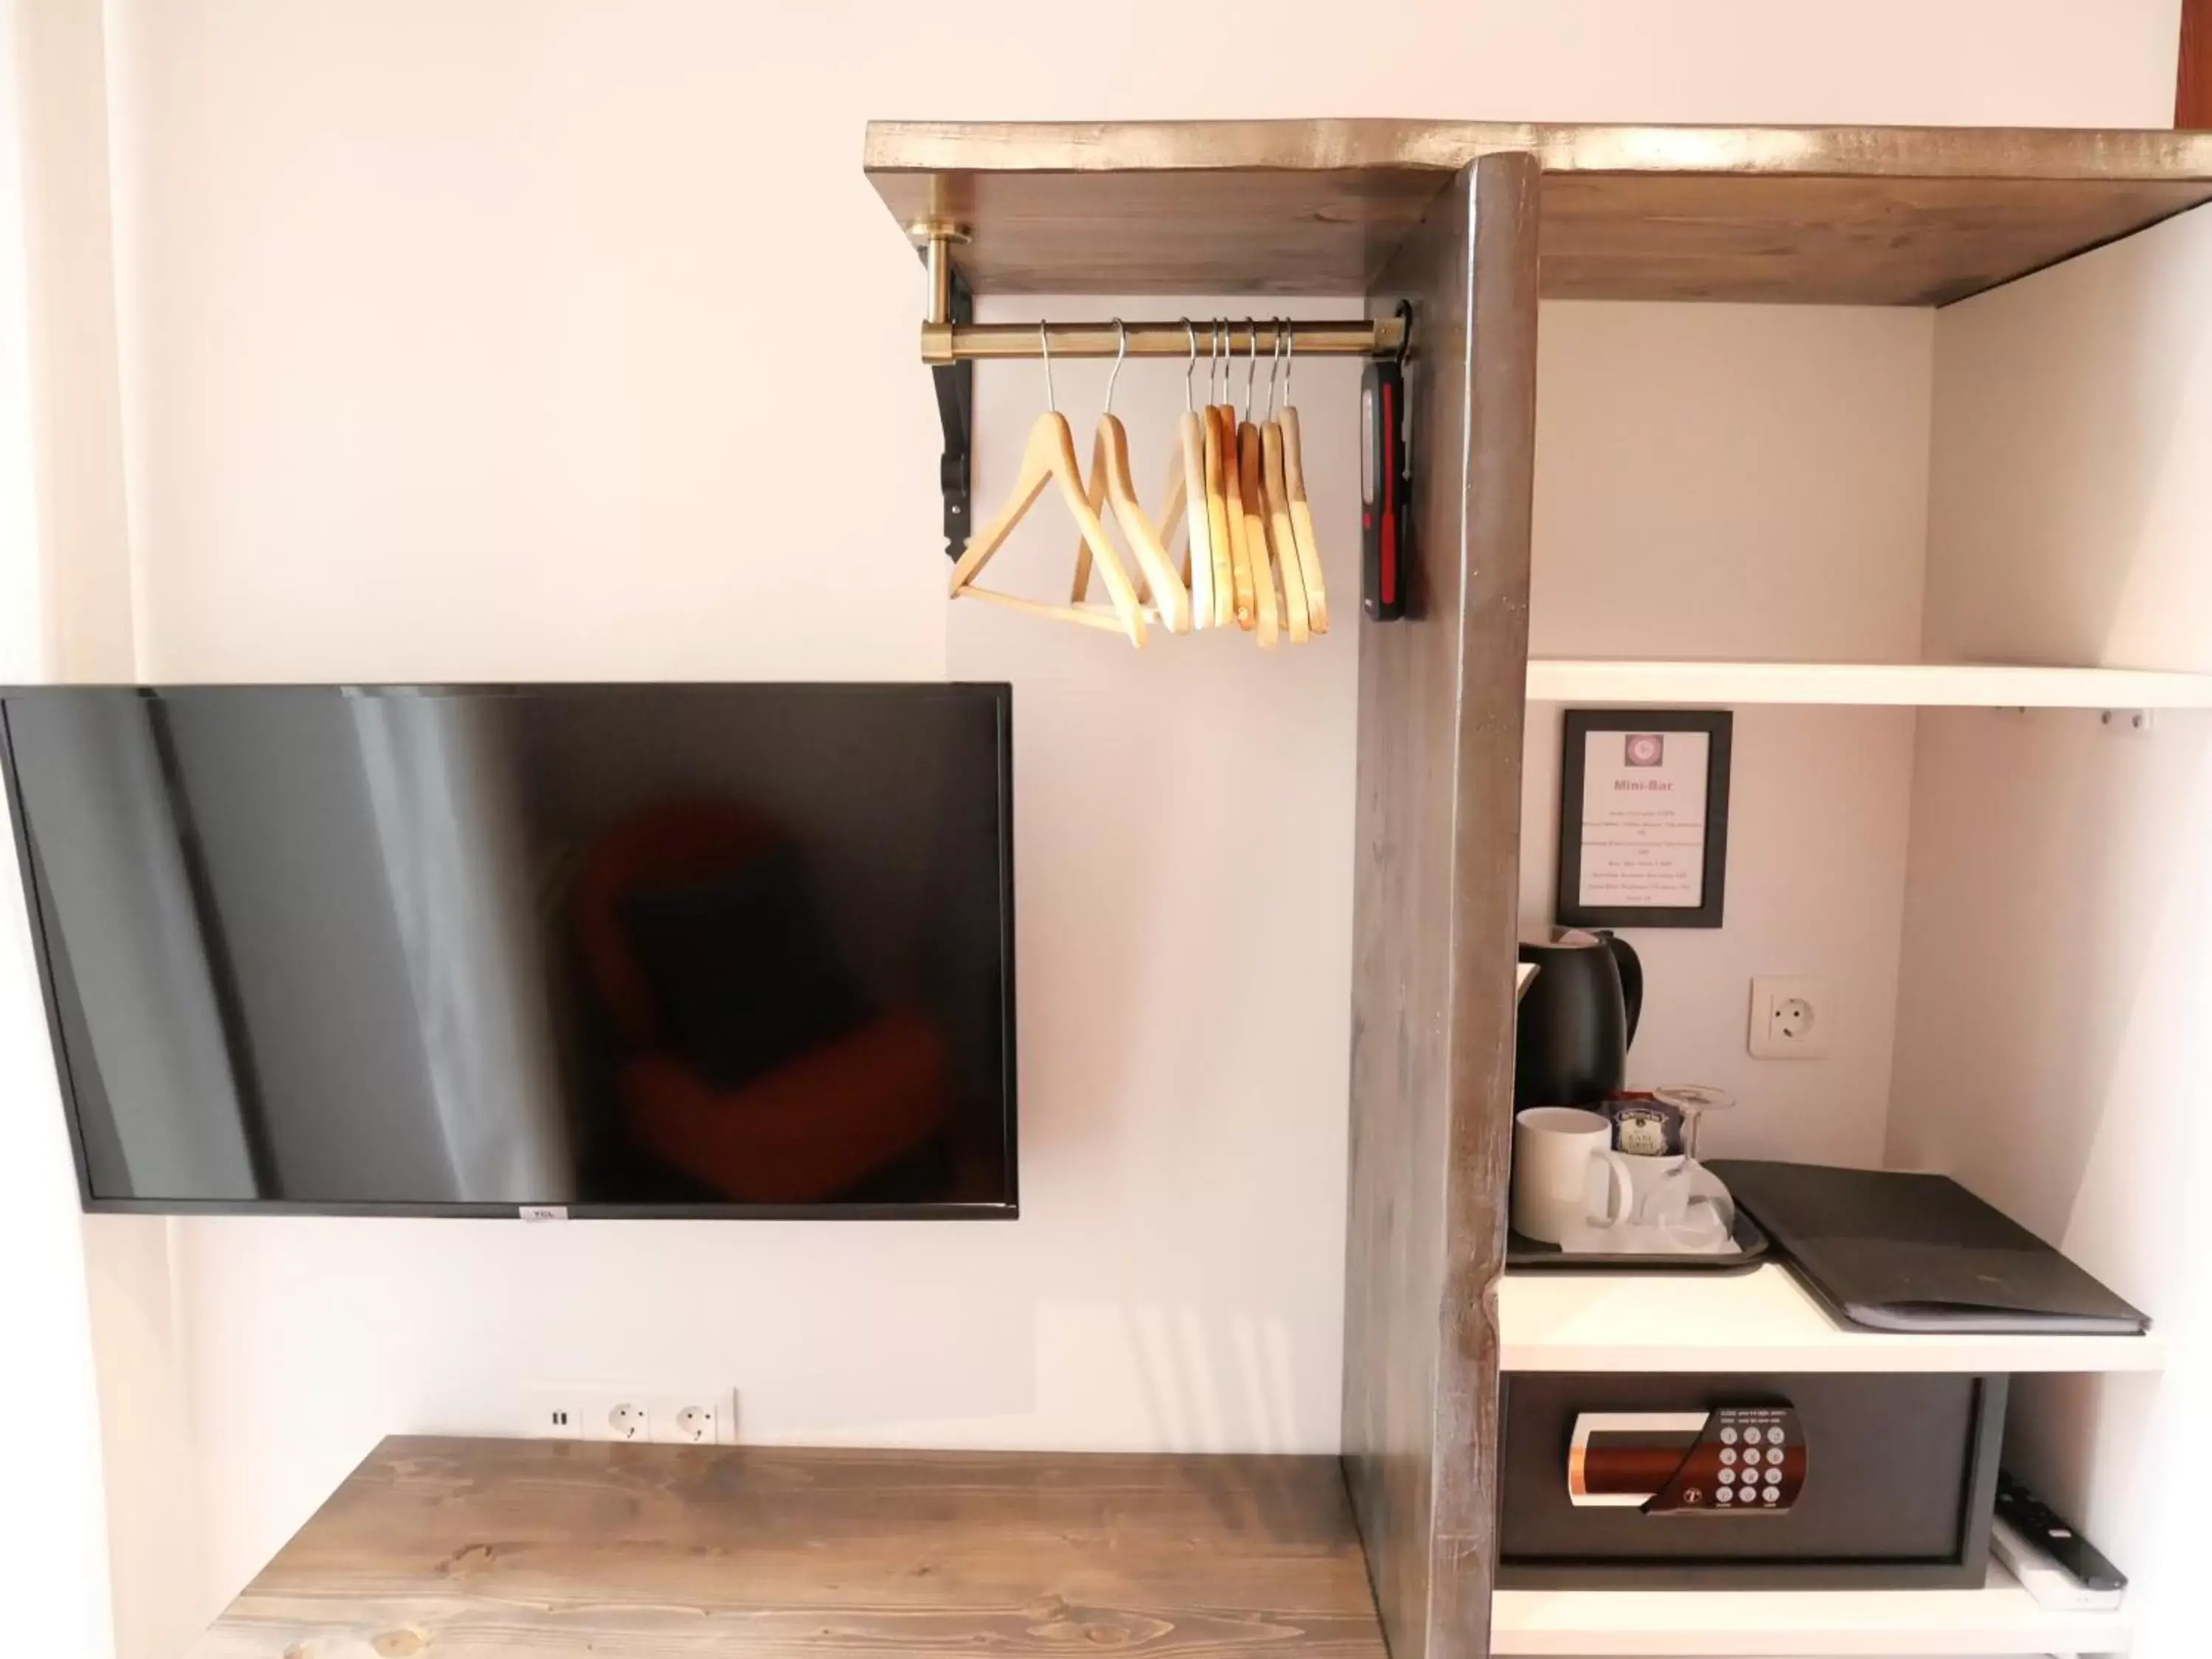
xmin=1071 ymin=322 xmax=1192 ymax=632
xmin=949 ymin=325 xmax=1148 ymax=647
xmin=1276 ymin=322 xmax=1329 ymax=633
xmin=1154 ymin=321 xmax=1216 ymax=630
xmin=1217 ymin=324 xmax=1256 ymax=631
xmin=1201 ymin=324 xmax=1236 ymax=628
xmin=1262 ymin=323 xmax=1312 ymax=644
xmin=1264 ymin=421 xmax=1309 ymax=643
xmin=1237 ymin=321 xmax=1280 ymax=648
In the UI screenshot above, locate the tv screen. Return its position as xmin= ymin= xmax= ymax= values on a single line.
xmin=1 ymin=684 xmax=1015 ymax=1217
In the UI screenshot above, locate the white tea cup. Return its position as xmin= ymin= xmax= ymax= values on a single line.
xmin=1587 ymin=1150 xmax=1691 ymax=1228
xmin=1568 ymin=1155 xmax=1738 ymax=1255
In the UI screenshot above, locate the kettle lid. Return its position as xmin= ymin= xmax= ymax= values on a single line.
xmin=1520 ymin=926 xmax=1604 ymax=950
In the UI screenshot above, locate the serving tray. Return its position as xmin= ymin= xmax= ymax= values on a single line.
xmin=1504 ymin=1209 xmax=1770 ymax=1272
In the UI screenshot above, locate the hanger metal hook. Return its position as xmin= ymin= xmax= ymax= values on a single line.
xmin=1105 ymin=319 xmax=1127 ymax=415
xmin=1282 ymin=319 xmax=1295 ymax=408
xmin=1182 ymin=319 xmax=1197 ymax=414
xmin=1267 ymin=318 xmax=1287 ymax=420
xmin=1210 ymin=319 xmax=1222 ymax=403
xmin=1040 ymin=321 xmax=1056 ymax=413
xmin=1242 ymin=317 xmax=1258 ymax=424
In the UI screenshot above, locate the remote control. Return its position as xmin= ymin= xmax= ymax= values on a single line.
xmin=1994 ymin=1473 xmax=2126 ymax=1599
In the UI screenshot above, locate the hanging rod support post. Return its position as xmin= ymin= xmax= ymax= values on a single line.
xmin=909 ymin=223 xmax=976 ymax=558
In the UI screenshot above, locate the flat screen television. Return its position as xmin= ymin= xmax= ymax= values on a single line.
xmin=0 ymin=684 xmax=1015 ymax=1217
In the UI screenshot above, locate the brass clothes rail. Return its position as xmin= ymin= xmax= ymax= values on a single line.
xmin=912 ymin=223 xmax=1406 ymax=365
xmin=919 ymin=317 xmax=1403 ymax=365
xmin=908 ymin=223 xmax=1403 ymax=553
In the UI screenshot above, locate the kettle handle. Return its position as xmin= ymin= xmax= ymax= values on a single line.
xmin=1600 ymin=931 xmax=1644 ymax=1047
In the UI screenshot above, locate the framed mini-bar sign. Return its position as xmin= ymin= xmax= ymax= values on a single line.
xmin=1557 ymin=709 xmax=1733 ymax=929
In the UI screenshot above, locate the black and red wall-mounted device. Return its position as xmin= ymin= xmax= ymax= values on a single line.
xmin=1360 ymin=305 xmax=1413 ymax=620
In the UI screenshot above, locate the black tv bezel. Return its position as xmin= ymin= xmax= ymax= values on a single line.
xmin=0 ymin=681 xmax=1019 ymax=1222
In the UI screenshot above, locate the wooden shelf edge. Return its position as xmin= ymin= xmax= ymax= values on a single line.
xmin=1526 ymin=658 xmax=2212 ymax=709
xmin=1490 ymin=1562 xmax=2134 ymax=1658
xmin=864 ymin=121 xmax=2212 ymax=304
xmin=863 ymin=121 xmax=2212 ymax=182
xmin=1499 ymin=1265 xmax=2167 ymax=1375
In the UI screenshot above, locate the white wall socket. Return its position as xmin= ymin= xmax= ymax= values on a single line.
xmin=524 ymin=1387 xmax=734 ymax=1446
xmin=668 ymin=1403 xmax=717 ymax=1445
xmin=1748 ymin=976 xmax=1832 ymax=1059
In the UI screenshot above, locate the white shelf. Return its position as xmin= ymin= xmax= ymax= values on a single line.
xmin=1490 ymin=1561 xmax=2133 ymax=1656
xmin=1500 ymin=1264 xmax=2166 ymax=1374
xmin=1526 ymin=658 xmax=2212 ymax=709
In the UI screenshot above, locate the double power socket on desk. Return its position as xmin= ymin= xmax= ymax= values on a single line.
xmin=524 ymin=1385 xmax=737 ymax=1446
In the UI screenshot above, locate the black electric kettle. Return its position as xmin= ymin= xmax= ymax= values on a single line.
xmin=1514 ymin=929 xmax=1642 ymax=1109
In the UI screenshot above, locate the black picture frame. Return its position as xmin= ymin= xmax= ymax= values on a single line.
xmin=1556 ymin=709 xmax=1732 ymax=930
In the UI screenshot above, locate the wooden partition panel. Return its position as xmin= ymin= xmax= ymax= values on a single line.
xmin=1341 ymin=153 xmax=1540 ymax=1659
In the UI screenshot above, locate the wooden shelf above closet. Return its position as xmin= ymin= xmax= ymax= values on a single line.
xmin=864 ymin=121 xmax=2212 ymax=304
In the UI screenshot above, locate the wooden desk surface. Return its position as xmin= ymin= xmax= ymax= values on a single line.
xmin=192 ymin=1436 xmax=1388 ymax=1658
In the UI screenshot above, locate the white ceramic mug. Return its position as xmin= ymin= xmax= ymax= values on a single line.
xmin=1586 ymin=1150 xmax=1689 ymax=1229
xmin=1512 ymin=1107 xmax=1615 ymax=1244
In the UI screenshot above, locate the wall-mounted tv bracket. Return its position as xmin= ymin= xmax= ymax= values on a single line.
xmin=910 ymin=221 xmax=1408 ymax=560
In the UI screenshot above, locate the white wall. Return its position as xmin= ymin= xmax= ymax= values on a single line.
xmin=1 ymin=10 xmax=114 ymax=1655
xmin=0 ymin=804 xmax=116 ymax=1659
xmin=1529 ymin=303 xmax=1935 ymax=666
xmin=11 ymin=0 xmax=135 ymax=679
xmin=8 ymin=1 xmax=2190 ymax=1649
xmin=1888 ymin=710 xmax=2212 ymax=1658
xmin=1889 ymin=206 xmax=2212 ymax=1659
xmin=10 ymin=9 xmax=202 ymax=1655
xmin=1923 ymin=204 xmax=2212 ymax=675
xmin=1523 ymin=305 xmax=1930 ymax=1167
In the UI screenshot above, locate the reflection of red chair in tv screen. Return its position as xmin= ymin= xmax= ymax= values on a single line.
xmin=574 ymin=799 xmax=949 ymax=1204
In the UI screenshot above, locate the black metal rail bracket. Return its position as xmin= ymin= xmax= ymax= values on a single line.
xmin=926 ymin=265 xmax=974 ymax=558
